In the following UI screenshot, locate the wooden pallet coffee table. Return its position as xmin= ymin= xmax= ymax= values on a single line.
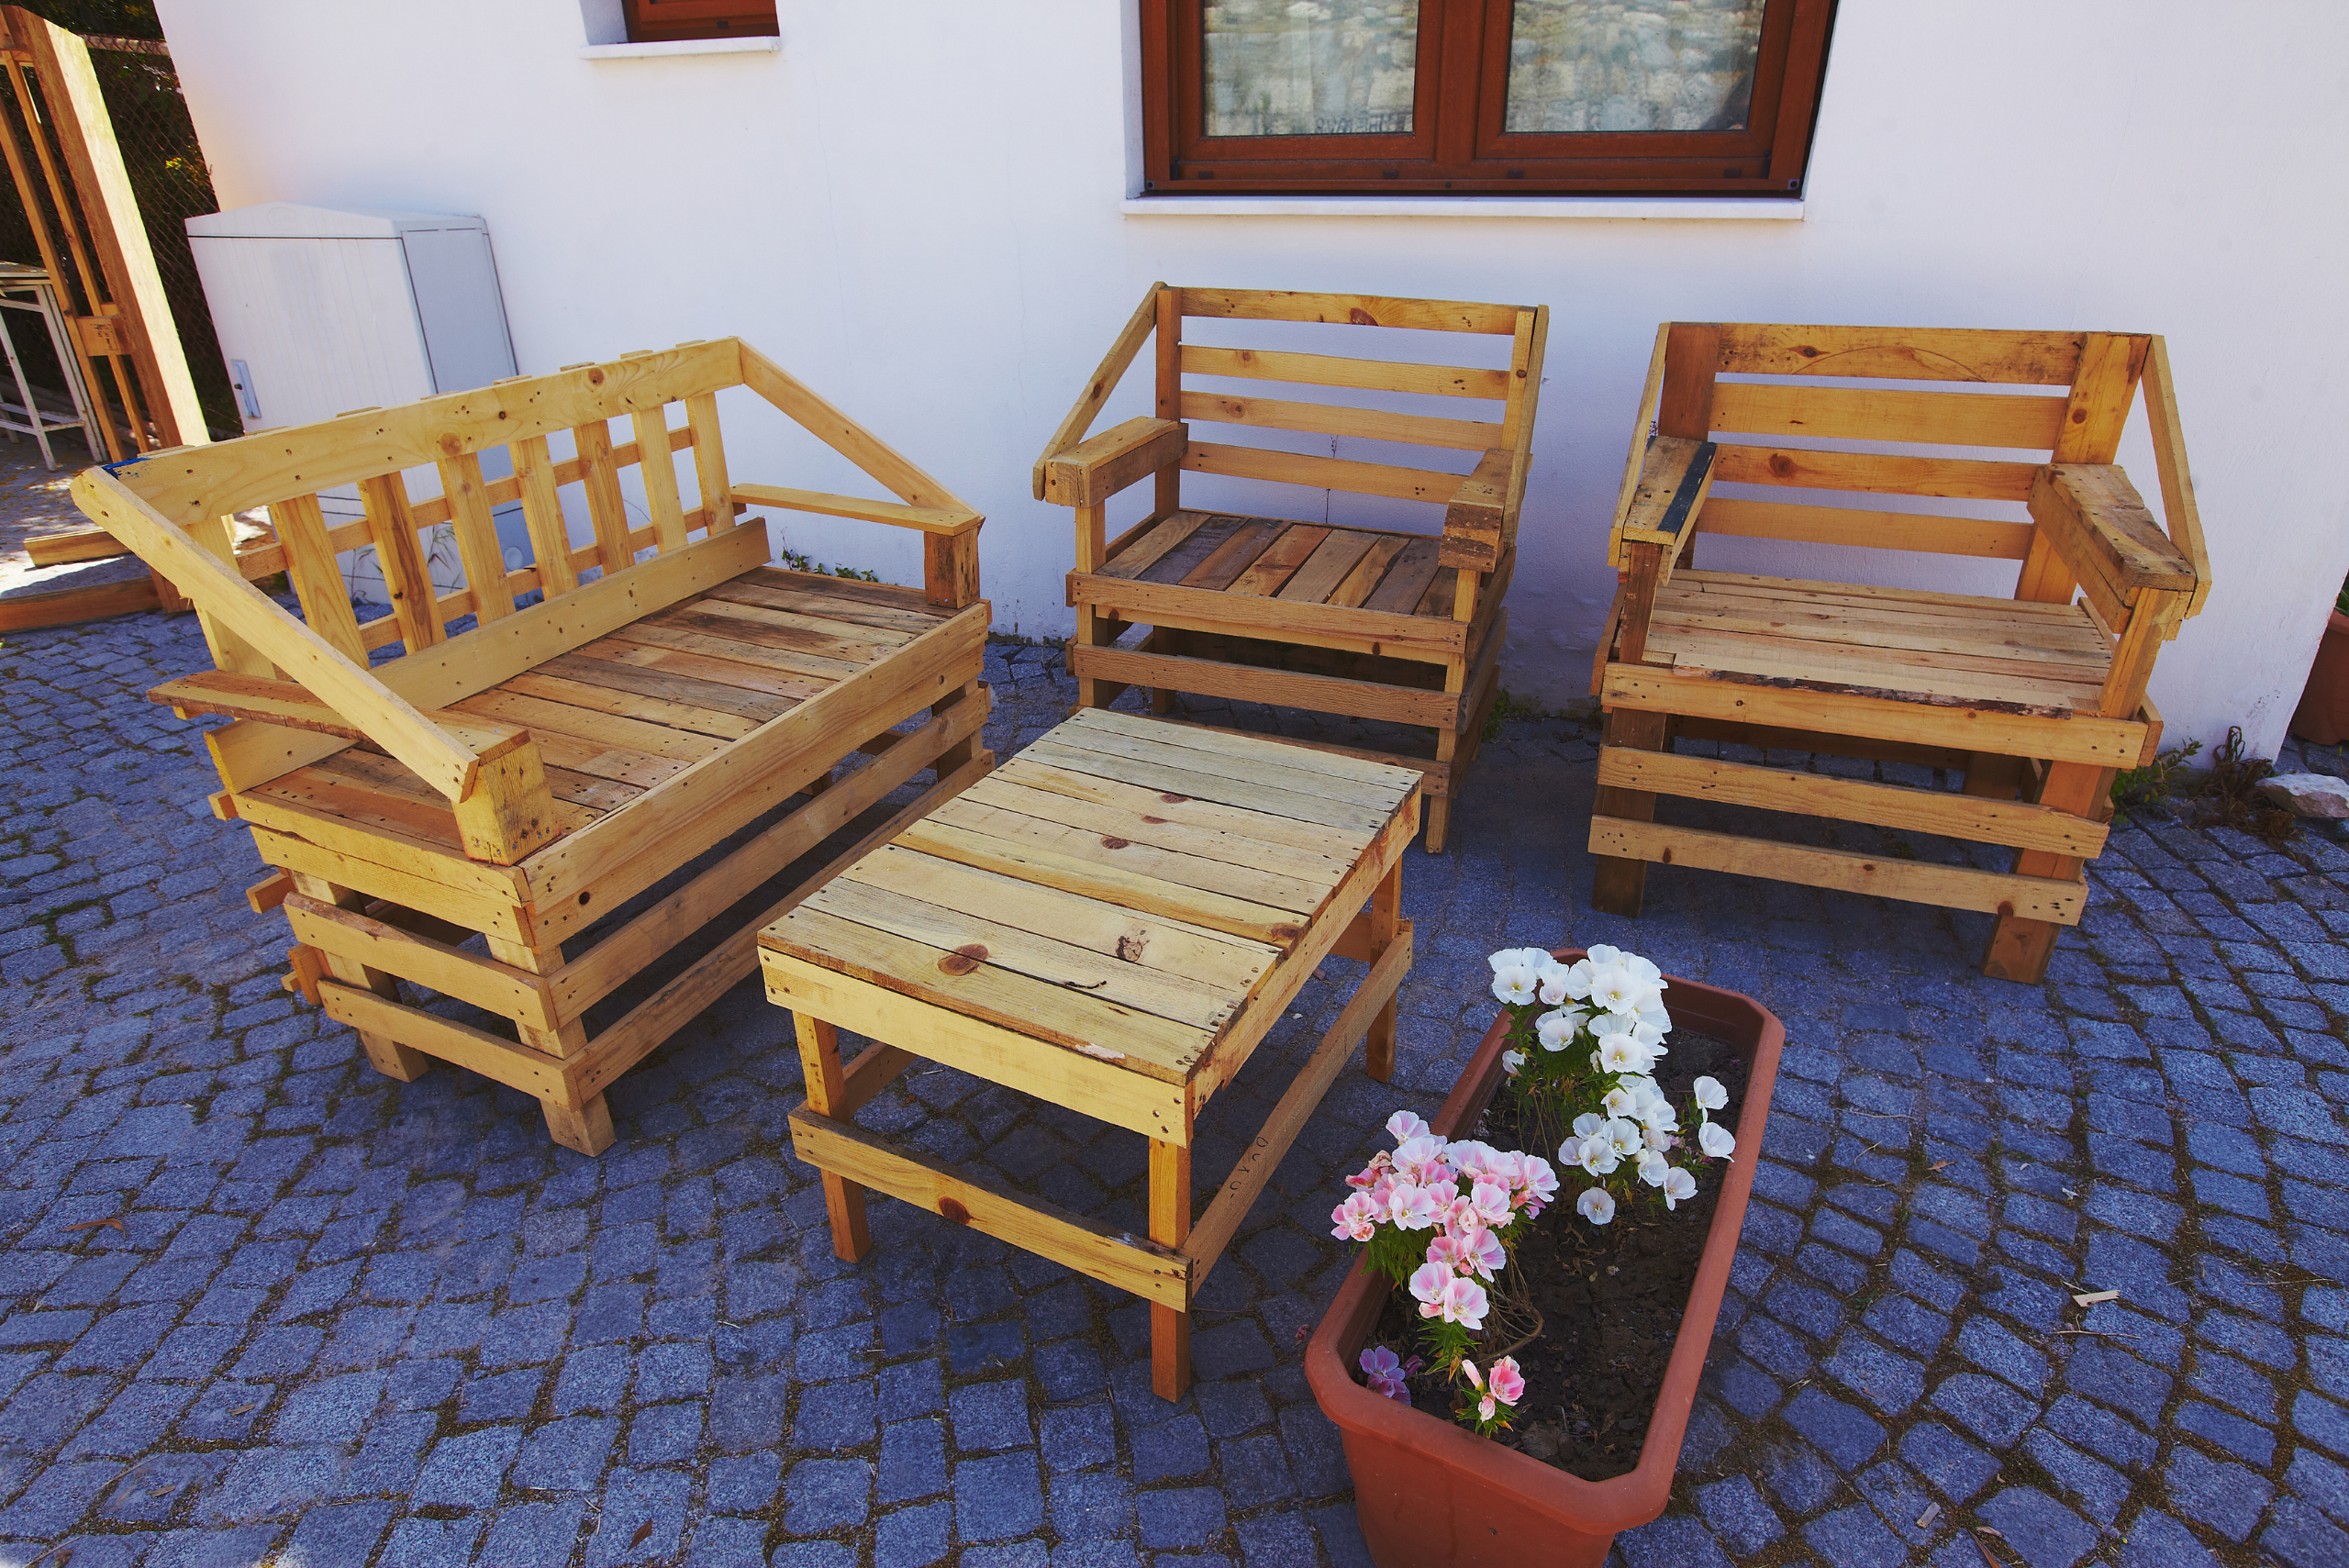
xmin=758 ymin=707 xmax=1419 ymax=1399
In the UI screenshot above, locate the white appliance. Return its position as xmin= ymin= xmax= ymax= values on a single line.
xmin=186 ymin=203 xmax=529 ymax=610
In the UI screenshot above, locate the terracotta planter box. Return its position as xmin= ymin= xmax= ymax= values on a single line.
xmin=2291 ymin=609 xmax=2349 ymax=747
xmin=1304 ymin=952 xmax=1786 ymax=1568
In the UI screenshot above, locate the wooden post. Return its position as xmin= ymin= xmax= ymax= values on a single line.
xmin=930 ymin=679 xmax=984 ymax=778
xmin=1072 ymin=502 xmax=1109 ymax=711
xmin=923 ymin=528 xmax=981 ymax=611
xmin=1590 ymin=707 xmax=1670 ymax=917
xmin=288 ymin=873 xmax=431 ymax=1083
xmin=451 ymin=736 xmax=561 ymax=865
xmin=1366 ymin=857 xmax=1401 ymax=1082
xmin=796 ymin=1013 xmax=872 ymax=1261
xmin=1150 ymin=1136 xmax=1192 ymax=1400
xmin=1982 ymin=761 xmax=2105 ymax=984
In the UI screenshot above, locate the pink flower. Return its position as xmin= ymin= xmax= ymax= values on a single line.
xmin=1386 ymin=1110 xmax=1430 ymax=1143
xmin=1486 ymin=1356 xmax=1525 ymax=1407
xmin=1408 ymin=1261 xmax=1453 ymax=1314
xmin=1421 ymin=1233 xmax=1465 ymax=1274
xmin=1419 ymin=1273 xmax=1489 ymax=1330
xmin=1519 ymin=1157 xmax=1558 ymax=1207
xmin=1385 ymin=1181 xmax=1441 ymax=1231
xmin=1457 ymin=1224 xmax=1506 ymax=1282
xmin=1470 ymin=1180 xmax=1513 ymax=1226
xmin=1329 ymin=1192 xmax=1379 ymax=1242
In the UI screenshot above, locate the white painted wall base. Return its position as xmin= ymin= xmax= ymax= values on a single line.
xmin=154 ymin=0 xmax=2349 ymax=759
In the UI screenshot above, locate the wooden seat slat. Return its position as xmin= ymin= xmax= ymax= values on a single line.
xmin=568 ymin=637 xmax=829 ymax=703
xmin=663 ymin=598 xmax=893 ymax=664
xmin=925 ymin=794 xmax=1328 ymax=916
xmin=956 ymin=773 xmax=1350 ymax=885
xmin=1326 ymin=535 xmax=1411 ymax=609
xmin=1043 ymin=717 xmax=1413 ymax=812
xmin=540 ymin=764 xmax=647 ymax=812
xmin=1020 ymin=737 xmax=1393 ymax=835
xmin=490 ymin=726 xmax=687 ymax=790
xmin=1651 ymin=628 xmax=2105 ymax=712
xmin=1097 ymin=511 xmax=1213 ymax=582
xmin=457 ymin=689 xmax=730 ymax=763
xmin=1179 ymin=518 xmax=1282 ymax=591
xmin=994 ymin=756 xmax=1369 ymax=860
xmin=698 ymin=583 xmax=918 ymax=645
xmin=531 ymin=652 xmax=796 ymax=727
xmin=607 ymin=617 xmax=864 ymax=683
xmin=807 ymin=876 xmax=1251 ymax=1033
xmin=738 ymin=569 xmax=951 ymax=630
xmin=1139 ymin=515 xmax=1249 ymax=585
xmin=1225 ymin=525 xmax=1329 ymax=597
xmin=840 ymin=842 xmax=1276 ymax=987
xmin=498 ymin=671 xmax=762 ymax=740
xmin=1359 ymin=536 xmax=1443 ymax=615
xmin=253 ymin=767 xmax=472 ymax=850
xmin=1673 ymin=570 xmax=2093 ymax=619
xmin=772 ymin=904 xmax=1211 ymax=1081
xmin=1275 ymin=529 xmax=1381 ymax=605
xmin=1074 ymin=707 xmax=1411 ymax=786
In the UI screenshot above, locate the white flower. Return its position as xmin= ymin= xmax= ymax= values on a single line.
xmin=1573 ymin=1135 xmax=1620 ymax=1178
xmin=1605 ymin=1119 xmax=1645 ymax=1159
xmin=1598 ymin=1036 xmax=1647 ymax=1074
xmin=1639 ymin=1097 xmax=1680 ymax=1133
xmin=1620 ymin=951 xmax=1665 ymax=989
xmin=1572 ymin=1113 xmax=1607 ymax=1141
xmin=1576 ymin=1187 xmax=1616 ymax=1226
xmin=1661 ymin=1166 xmax=1698 ymax=1208
xmin=1600 ymin=1084 xmax=1637 ymax=1119
xmin=1699 ymin=1121 xmax=1737 ymax=1160
xmin=1501 ymin=1049 xmax=1526 ymax=1077
xmin=1643 ymin=1126 xmax=1675 ymax=1152
xmin=1561 ymin=959 xmax=1595 ymax=1000
xmin=1692 ymin=1076 xmax=1728 ymax=1112
xmin=1636 ymin=1149 xmax=1670 ymax=1186
xmin=1584 ymin=943 xmax=1624 ymax=968
xmin=1535 ymin=1009 xmax=1584 ymax=1052
xmin=1490 ymin=963 xmax=1539 ymax=1006
xmin=1535 ymin=958 xmax=1576 ymax=1005
xmin=1386 ymin=1110 xmax=1431 ymax=1143
xmin=1586 ymin=964 xmax=1639 ymax=1014
xmin=1488 ymin=946 xmax=1552 ymax=975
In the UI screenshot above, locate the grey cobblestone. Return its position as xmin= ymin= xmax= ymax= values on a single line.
xmin=5 ymin=549 xmax=2349 ymax=1563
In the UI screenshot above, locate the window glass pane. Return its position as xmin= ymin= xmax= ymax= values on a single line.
xmin=1203 ymin=2 xmax=1419 ymax=138
xmin=1505 ymin=0 xmax=1765 ymax=133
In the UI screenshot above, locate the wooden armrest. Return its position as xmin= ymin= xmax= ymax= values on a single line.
xmin=150 ymin=670 xmax=532 ymax=766
xmin=727 ymin=483 xmax=981 ymax=536
xmin=1609 ymin=435 xmax=1715 ymax=573
xmin=1438 ymin=448 xmax=1515 ymax=572
xmin=2028 ymin=464 xmax=2197 ymax=604
xmin=1041 ymin=417 xmax=1187 ymax=506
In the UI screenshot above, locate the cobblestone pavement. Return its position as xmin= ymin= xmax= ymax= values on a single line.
xmin=4 ymin=572 xmax=2349 ymax=1568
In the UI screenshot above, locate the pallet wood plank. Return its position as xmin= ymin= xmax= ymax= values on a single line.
xmin=1074 ymin=706 xmax=1410 ymax=786
xmin=1178 ymin=518 xmax=1281 ymax=592
xmin=1224 ymin=524 xmax=1330 ymax=596
xmin=925 ymin=794 xmax=1327 ymax=913
xmin=568 ymin=636 xmax=829 ymax=703
xmin=1182 ymin=442 xmax=1468 ymax=505
xmin=1709 ymin=383 xmax=2067 ymax=450
xmin=531 ymin=652 xmax=793 ymax=726
xmin=1588 ymin=817 xmax=2087 ymax=923
xmin=455 ymin=689 xmax=728 ymax=762
xmin=1709 ymin=445 xmax=2040 ymax=502
xmin=1098 ymin=510 xmax=1211 ymax=581
xmin=699 ymin=583 xmax=917 ymax=645
xmin=499 ymin=670 xmax=761 ymax=740
xmin=1596 ymin=747 xmax=2109 ymax=856
xmin=1073 ymin=642 xmax=1458 ymax=731
xmin=1281 ymin=533 xmax=1392 ymax=612
xmin=437 ymin=451 xmax=515 ymax=622
xmin=1178 ymin=389 xmax=1500 ymax=451
xmin=1181 ymin=344 xmax=1509 ymax=401
xmin=1180 ymin=287 xmax=1520 ymax=335
xmin=285 ymin=893 xmax=562 ymax=1031
xmin=1325 ymin=534 xmax=1410 ymax=609
xmin=1711 ymin=324 xmax=2086 ymax=384
xmin=1695 ymin=498 xmax=2036 ymax=561
xmin=789 ymin=1106 xmax=1190 ymax=1307
xmin=1358 ymin=537 xmax=1443 ymax=615
xmin=1139 ymin=515 xmax=1246 ymax=586
xmin=958 ymin=772 xmax=1351 ymax=882
xmin=676 ymin=595 xmax=897 ymax=661
xmin=1044 ymin=716 xmax=1410 ymax=809
xmin=1021 ymin=736 xmax=1390 ymax=832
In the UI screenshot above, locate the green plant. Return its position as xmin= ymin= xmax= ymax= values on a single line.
xmin=2192 ymin=726 xmax=2294 ymax=844
xmin=777 ymin=546 xmax=879 ymax=584
xmin=1480 ymin=687 xmax=1546 ymax=743
xmin=2110 ymin=737 xmax=2201 ymax=826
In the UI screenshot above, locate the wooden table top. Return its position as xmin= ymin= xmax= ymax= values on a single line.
xmin=759 ymin=707 xmax=1421 ymax=1088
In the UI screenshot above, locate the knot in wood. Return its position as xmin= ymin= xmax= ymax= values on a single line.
xmin=937 ymin=943 xmax=987 ymax=976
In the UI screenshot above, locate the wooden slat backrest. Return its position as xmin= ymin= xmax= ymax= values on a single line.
xmin=1676 ymin=323 xmax=2156 ymax=570
xmin=1172 ymin=287 xmax=1540 ymax=510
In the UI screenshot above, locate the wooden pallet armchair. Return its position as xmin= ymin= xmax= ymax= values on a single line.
xmin=1036 ymin=285 xmax=1546 ymax=852
xmin=1590 ymin=324 xmax=2209 ymax=984
xmin=72 ymin=339 xmax=992 ymax=1151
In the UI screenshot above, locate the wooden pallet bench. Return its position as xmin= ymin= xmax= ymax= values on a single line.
xmin=1038 ymin=285 xmax=1546 ymax=853
xmin=73 ymin=339 xmax=990 ymax=1151
xmin=1591 ymin=323 xmax=2208 ymax=983
xmin=761 ymin=708 xmax=1419 ymax=1399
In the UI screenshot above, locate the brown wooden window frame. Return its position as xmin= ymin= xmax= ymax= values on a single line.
xmin=1139 ymin=0 xmax=1836 ymax=197
xmin=621 ymin=0 xmax=778 ymax=44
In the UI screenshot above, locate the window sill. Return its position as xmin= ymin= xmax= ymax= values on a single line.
xmin=577 ymin=36 xmax=780 ymax=60
xmin=1119 ymin=195 xmax=1804 ymax=220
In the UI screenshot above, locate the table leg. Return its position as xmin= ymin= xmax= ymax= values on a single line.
xmin=1149 ymin=1138 xmax=1192 ymax=1400
xmin=1366 ymin=858 xmax=1401 ymax=1083
xmin=794 ymin=1012 xmax=871 ymax=1262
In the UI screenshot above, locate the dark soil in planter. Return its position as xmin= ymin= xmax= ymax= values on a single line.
xmin=1364 ymin=1026 xmax=1752 ymax=1482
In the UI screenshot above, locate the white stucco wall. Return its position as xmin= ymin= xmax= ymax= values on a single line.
xmin=154 ymin=0 xmax=2349 ymax=759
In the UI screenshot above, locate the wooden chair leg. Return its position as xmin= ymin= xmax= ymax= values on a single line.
xmin=487 ymin=936 xmax=589 ymax=1056
xmin=1982 ymin=760 xmax=2105 ymax=984
xmin=289 ymin=873 xmax=431 ymax=1081
xmin=542 ymin=1092 xmax=615 ymax=1156
xmin=1149 ymin=1138 xmax=1192 ymax=1400
xmin=932 ymin=679 xmax=984 ymax=775
xmin=1591 ymin=708 xmax=1669 ymax=916
xmin=1366 ymin=859 xmax=1401 ymax=1083
xmin=794 ymin=1012 xmax=872 ymax=1262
